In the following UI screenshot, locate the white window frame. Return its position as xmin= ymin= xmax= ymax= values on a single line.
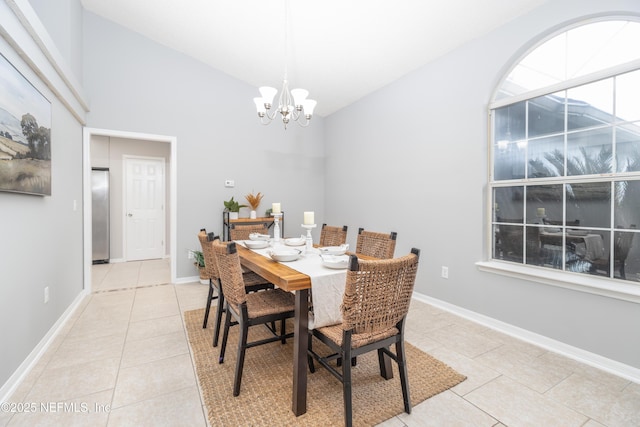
xmin=483 ymin=18 xmax=640 ymax=304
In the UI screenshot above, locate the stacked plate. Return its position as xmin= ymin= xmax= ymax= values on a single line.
xmin=244 ymin=239 xmax=269 ymax=249
xmin=267 ymin=248 xmax=302 ymax=262
xmin=249 ymin=233 xmax=271 ymax=241
xmin=284 ymin=236 xmax=306 ymax=246
xmin=321 ymin=254 xmax=350 ymax=269
xmin=319 ymin=244 xmax=348 ymax=256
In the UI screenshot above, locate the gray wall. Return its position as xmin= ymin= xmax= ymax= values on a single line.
xmin=0 ymin=0 xmax=85 ymax=388
xmin=29 ymin=0 xmax=83 ymax=79
xmin=82 ymin=11 xmax=325 ymax=279
xmin=324 ymin=0 xmax=640 ymax=369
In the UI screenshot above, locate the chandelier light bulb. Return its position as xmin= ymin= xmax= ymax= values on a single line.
xmin=253 ymin=98 xmax=267 ymax=115
xmin=302 ymin=99 xmax=317 ymax=116
xmin=258 ymin=86 xmax=277 ymax=107
xmin=291 ymin=88 xmax=309 ymax=107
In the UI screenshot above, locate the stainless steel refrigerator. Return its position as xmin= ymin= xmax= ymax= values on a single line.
xmin=91 ymin=168 xmax=110 ymax=264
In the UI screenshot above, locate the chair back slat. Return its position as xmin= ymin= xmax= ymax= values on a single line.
xmin=229 ymin=223 xmax=269 ymax=241
xmin=355 ymin=228 xmax=397 ymax=259
xmin=319 ymin=224 xmax=348 ymax=247
xmin=198 ymin=230 xmax=221 ymax=280
xmin=341 ymin=250 xmax=419 ymax=334
xmin=212 ymin=240 xmax=247 ymax=307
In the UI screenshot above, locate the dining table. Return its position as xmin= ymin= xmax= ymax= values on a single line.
xmin=235 ymin=241 xmax=364 ymax=417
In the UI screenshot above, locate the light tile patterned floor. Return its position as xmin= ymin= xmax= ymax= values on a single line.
xmin=2 ymin=259 xmax=639 ymax=426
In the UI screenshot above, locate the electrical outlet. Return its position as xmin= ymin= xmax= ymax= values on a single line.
xmin=44 ymin=286 xmax=50 ymax=303
xmin=224 ymin=179 xmax=235 ymax=188
xmin=187 ymin=250 xmax=194 ymax=260
xmin=441 ymin=266 xmax=449 ymax=279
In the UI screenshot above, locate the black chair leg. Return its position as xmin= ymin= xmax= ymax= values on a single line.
xmin=343 ymin=347 xmax=353 ymax=427
xmin=336 ymin=356 xmax=357 ymax=367
xmin=233 ymin=323 xmax=248 ymax=397
xmin=377 ymin=347 xmax=393 ymax=380
xmin=213 ymin=292 xmax=225 ymax=347
xmin=280 ymin=319 xmax=287 ymax=344
xmin=396 ymin=340 xmax=411 ymax=414
xmin=219 ymin=307 xmax=232 ymax=364
xmin=202 ymin=281 xmax=214 ymax=328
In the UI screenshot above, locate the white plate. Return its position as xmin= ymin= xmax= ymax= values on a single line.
xmin=249 ymin=233 xmax=270 ymax=241
xmin=319 ymin=245 xmax=347 ymax=255
xmin=244 ymin=240 xmax=269 ymax=249
xmin=321 ymin=254 xmax=350 ymax=269
xmin=285 ymin=237 xmax=305 ymax=246
xmin=268 ymin=249 xmax=302 ymax=262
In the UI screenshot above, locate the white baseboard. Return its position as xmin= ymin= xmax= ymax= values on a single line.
xmin=412 ymin=292 xmax=640 ymax=384
xmin=107 ymin=256 xmax=170 ymax=264
xmin=0 ymin=289 xmax=89 ymax=403
xmin=174 ymin=275 xmax=203 ymax=285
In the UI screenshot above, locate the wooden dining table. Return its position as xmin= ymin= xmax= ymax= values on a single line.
xmin=235 ymin=243 xmax=313 ymax=416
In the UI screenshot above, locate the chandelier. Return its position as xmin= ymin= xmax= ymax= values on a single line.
xmin=253 ymin=1 xmax=317 ymax=129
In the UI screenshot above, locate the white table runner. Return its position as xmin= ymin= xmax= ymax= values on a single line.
xmin=237 ymin=241 xmax=346 ymax=329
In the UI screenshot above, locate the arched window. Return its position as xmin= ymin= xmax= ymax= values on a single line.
xmin=489 ymin=19 xmax=640 ymax=286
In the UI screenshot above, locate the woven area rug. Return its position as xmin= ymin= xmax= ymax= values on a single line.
xmin=184 ymin=308 xmax=466 ymax=426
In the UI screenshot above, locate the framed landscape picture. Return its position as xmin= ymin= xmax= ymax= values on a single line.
xmin=0 ymin=52 xmax=52 ymax=196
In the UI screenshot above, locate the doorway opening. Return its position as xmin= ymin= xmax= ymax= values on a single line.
xmin=82 ymin=128 xmax=177 ymax=292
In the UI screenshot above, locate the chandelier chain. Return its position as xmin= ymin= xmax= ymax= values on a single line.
xmin=252 ymin=0 xmax=317 ymax=129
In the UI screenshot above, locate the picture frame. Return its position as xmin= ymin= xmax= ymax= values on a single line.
xmin=0 ymin=52 xmax=52 ymax=196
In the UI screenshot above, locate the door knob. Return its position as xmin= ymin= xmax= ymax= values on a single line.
xmin=127 ymin=213 xmax=133 ymax=217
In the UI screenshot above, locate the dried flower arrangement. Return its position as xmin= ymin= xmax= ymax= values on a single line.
xmin=245 ymin=191 xmax=264 ymax=210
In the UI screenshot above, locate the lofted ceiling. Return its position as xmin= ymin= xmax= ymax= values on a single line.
xmin=80 ymin=0 xmax=549 ymax=116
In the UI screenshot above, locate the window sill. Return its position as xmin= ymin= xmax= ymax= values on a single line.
xmin=476 ymin=261 xmax=640 ymax=304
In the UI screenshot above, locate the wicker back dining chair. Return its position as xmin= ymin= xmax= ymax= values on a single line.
xmin=319 ymin=224 xmax=348 ymax=247
xmin=228 ymin=222 xmax=269 ymax=241
xmin=308 ymin=249 xmax=420 ymax=427
xmin=591 ymin=224 xmax=636 ymax=279
xmin=198 ymin=229 xmax=220 ymax=330
xmin=199 ymin=230 xmax=274 ymax=347
xmin=355 ymin=228 xmax=397 ymax=259
xmin=213 ymin=240 xmax=295 ymax=397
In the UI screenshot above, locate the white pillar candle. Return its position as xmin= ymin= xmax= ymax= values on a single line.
xmin=272 ymin=203 xmax=281 ymax=214
xmin=303 ymin=211 xmax=314 ymax=225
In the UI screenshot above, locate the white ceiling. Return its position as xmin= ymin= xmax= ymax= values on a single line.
xmin=80 ymin=0 xmax=549 ymax=116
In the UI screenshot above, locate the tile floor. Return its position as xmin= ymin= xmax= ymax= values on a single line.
xmin=2 ymin=259 xmax=639 ymax=426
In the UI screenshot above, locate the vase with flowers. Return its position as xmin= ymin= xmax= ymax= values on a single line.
xmin=245 ymin=191 xmax=264 ymax=219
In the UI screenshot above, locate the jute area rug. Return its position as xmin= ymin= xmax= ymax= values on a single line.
xmin=184 ymin=308 xmax=466 ymax=426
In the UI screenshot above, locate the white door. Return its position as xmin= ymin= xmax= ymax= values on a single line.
xmin=124 ymin=156 xmax=165 ymax=261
